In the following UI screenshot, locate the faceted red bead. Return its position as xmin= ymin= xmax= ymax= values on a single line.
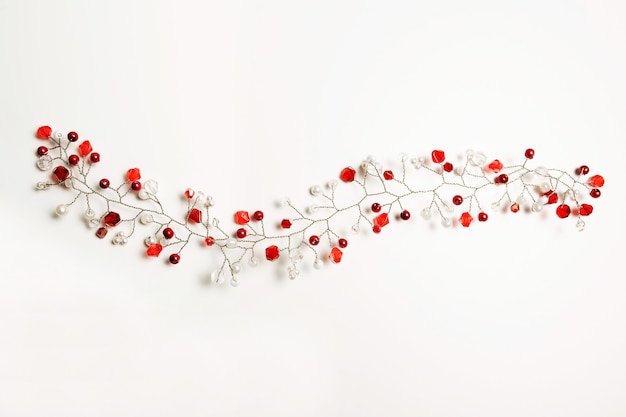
xmin=99 ymin=178 xmax=110 ymax=189
xmin=163 ymin=227 xmax=174 ymax=239
xmin=590 ymin=188 xmax=601 ymax=198
xmin=443 ymin=162 xmax=453 ymax=172
xmin=77 ymin=140 xmax=92 ymax=156
xmin=89 ymin=152 xmax=100 ymax=163
xmin=372 ymin=225 xmax=381 ymax=233
xmin=236 ymin=228 xmax=247 ymax=238
xmin=431 ymin=150 xmax=445 ymax=163
xmin=478 ymin=212 xmax=488 ymax=222
xmin=452 ymin=195 xmax=463 ymax=205
xmin=37 ymin=146 xmax=48 ymax=156
xmin=588 ymin=175 xmax=604 ymax=188
xmin=576 ymin=165 xmax=590 ymax=175
xmin=371 ymin=202 xmax=382 ymax=213
xmin=340 ymin=167 xmax=356 ymax=182
xmin=52 ymin=166 xmax=70 ymax=183
xmin=373 ymin=213 xmax=389 ymax=228
xmin=329 ymin=247 xmax=343 ymax=264
xmin=579 ymin=204 xmax=593 ymax=216
xmin=281 ymin=219 xmax=292 ymax=229
xmin=547 ymin=193 xmax=558 ymax=204
xmin=184 ymin=188 xmax=195 ymax=199
xmin=556 ymin=204 xmax=571 ymax=218
xmin=400 ymin=209 xmax=410 ymax=220
xmin=146 ymin=243 xmax=163 ymax=257
xmin=235 ymin=211 xmax=250 ymax=224
xmin=487 ymin=159 xmax=503 ymax=173
xmin=253 ymin=210 xmax=264 ymax=221
xmin=36 ymin=126 xmax=52 ymax=139
xmin=103 ymin=211 xmax=121 ymax=227
xmin=309 ymin=235 xmax=320 ymax=246
xmin=525 ymin=148 xmax=535 ymax=159
xmin=127 ymin=168 xmax=141 ymax=182
xmin=95 ymin=227 xmax=108 ymax=239
xmin=459 ymin=212 xmax=473 ymax=227
xmin=265 ymin=245 xmax=280 ymax=261
xmin=188 ymin=208 xmax=202 ymax=223
xmin=131 ymin=181 xmax=142 ymax=191
xmin=67 ymin=131 xmax=79 ymax=142
xmin=205 ymin=236 xmax=215 ymax=246
xmin=510 ymin=203 xmax=520 ymax=213
xmin=68 ymin=155 xmax=79 ymax=165
xmin=338 ymin=238 xmax=348 ymax=248
xmin=497 ymin=174 xmax=508 ymax=184
xmin=383 ymin=170 xmax=394 ymax=180
xmin=169 ymin=253 xmax=180 ymax=264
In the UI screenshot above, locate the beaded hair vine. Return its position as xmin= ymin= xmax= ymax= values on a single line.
xmin=34 ymin=125 xmax=605 ymax=286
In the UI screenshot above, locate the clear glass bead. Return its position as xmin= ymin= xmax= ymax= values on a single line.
xmin=576 ymin=219 xmax=585 ymax=232
xmin=289 ymin=250 xmax=303 ymax=263
xmin=143 ymin=179 xmax=159 ymax=195
xmin=468 ymin=151 xmax=486 ymax=166
xmin=88 ymin=219 xmax=99 ymax=228
xmin=36 ymin=155 xmax=52 ymax=171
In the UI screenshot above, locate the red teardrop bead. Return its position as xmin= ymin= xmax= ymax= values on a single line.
xmin=556 ymin=204 xmax=571 ymax=218
xmin=36 ymin=126 xmax=52 ymax=139
xmin=588 ymin=175 xmax=604 ymax=188
xmin=188 ymin=208 xmax=202 ymax=223
xmin=340 ymin=167 xmax=356 ymax=182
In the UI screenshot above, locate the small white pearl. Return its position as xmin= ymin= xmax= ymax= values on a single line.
xmin=53 ymin=131 xmax=64 ymax=140
xmin=137 ymin=190 xmax=149 ymax=200
xmin=313 ymin=259 xmax=323 ymax=269
xmin=420 ymin=207 xmax=431 ymax=220
xmin=64 ymin=178 xmax=73 ymax=189
xmin=441 ymin=216 xmax=451 ymax=227
xmin=140 ymin=213 xmax=153 ymax=224
xmin=226 ymin=238 xmax=237 ymax=248
xmin=248 ymin=256 xmax=258 ymax=267
xmin=144 ymin=236 xmax=157 ymax=247
xmin=210 ymin=270 xmax=220 ymax=284
xmin=532 ymin=202 xmax=543 ymax=212
xmin=231 ymin=263 xmax=241 ymax=274
xmin=230 ymin=278 xmax=240 ymax=287
xmin=84 ymin=209 xmax=95 ymax=219
xmin=55 ymin=204 xmax=68 ymax=216
xmin=310 ymin=185 xmax=322 ymax=196
xmin=308 ymin=205 xmax=319 ymax=214
xmin=538 ymin=182 xmax=551 ymax=194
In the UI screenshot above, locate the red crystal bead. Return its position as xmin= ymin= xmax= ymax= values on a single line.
xmin=37 ymin=146 xmax=48 ymax=156
xmin=340 ymin=167 xmax=356 ymax=182
xmin=590 ymin=188 xmax=601 ymax=198
xmin=443 ymin=162 xmax=453 ymax=172
xmin=487 ymin=159 xmax=503 ymax=173
xmin=372 ymin=225 xmax=381 ymax=233
xmin=400 ymin=209 xmax=410 ymax=220
xmin=373 ymin=213 xmax=389 ymax=229
xmin=510 ymin=203 xmax=520 ymax=213
xmin=281 ymin=219 xmax=292 ymax=229
xmin=431 ymin=150 xmax=445 ymax=164
xmin=576 ymin=165 xmax=590 ymax=175
xmin=103 ymin=211 xmax=121 ymax=227
xmin=253 ymin=210 xmax=264 ymax=221
xmin=52 ymin=166 xmax=70 ymax=183
xmin=525 ymin=148 xmax=535 ymax=159
xmin=89 ymin=152 xmax=100 ymax=163
xmin=478 ymin=212 xmax=488 ymax=222
xmin=329 ymin=247 xmax=343 ymax=264
xmin=309 ymin=235 xmax=320 ymax=246
xmin=169 ymin=253 xmax=180 ymax=264
xmin=459 ymin=212 xmax=473 ymax=227
xmin=383 ymin=170 xmax=394 ymax=180
xmin=163 ymin=227 xmax=174 ymax=239
xmin=497 ymin=174 xmax=509 ymax=184
xmin=131 ymin=181 xmax=141 ymax=191
xmin=77 ymin=140 xmax=92 ymax=156
xmin=579 ymin=203 xmax=593 ymax=216
xmin=67 ymin=131 xmax=79 ymax=142
xmin=236 ymin=228 xmax=247 ymax=238
xmin=338 ymin=238 xmax=348 ymax=248
xmin=371 ymin=202 xmax=382 ymax=213
xmin=146 ymin=243 xmax=163 ymax=257
xmin=205 ymin=236 xmax=215 ymax=246
xmin=452 ymin=195 xmax=463 ymax=205
xmin=265 ymin=245 xmax=280 ymax=261
xmin=588 ymin=175 xmax=604 ymax=188
xmin=99 ymin=178 xmax=110 ymax=189
xmin=184 ymin=188 xmax=195 ymax=199
xmin=188 ymin=208 xmax=202 ymax=223
xmin=556 ymin=204 xmax=571 ymax=218
xmin=235 ymin=211 xmax=250 ymax=224
xmin=95 ymin=227 xmax=108 ymax=239
xmin=547 ymin=193 xmax=558 ymax=204
xmin=36 ymin=126 xmax=52 ymax=139
xmin=68 ymin=154 xmax=79 ymax=165
xmin=127 ymin=168 xmax=141 ymax=182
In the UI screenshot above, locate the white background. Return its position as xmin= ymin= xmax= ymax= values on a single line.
xmin=1 ymin=1 xmax=625 ymax=416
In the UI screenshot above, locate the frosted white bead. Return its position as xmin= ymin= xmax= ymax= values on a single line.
xmin=441 ymin=216 xmax=451 ymax=227
xmin=310 ymin=185 xmax=322 ymax=196
xmin=84 ymin=209 xmax=95 ymax=219
xmin=143 ymin=180 xmax=159 ymax=195
xmin=534 ymin=166 xmax=548 ymax=176
xmin=351 ymin=223 xmax=360 ymax=233
xmin=55 ymin=204 xmax=68 ymax=216
xmin=539 ymin=182 xmax=551 ymax=194
xmin=231 ymin=263 xmax=241 ymax=274
xmin=226 ymin=238 xmax=237 ymax=248
xmin=420 ymin=207 xmax=431 ymax=220
xmin=37 ymin=155 xmax=52 ymax=171
xmin=313 ymin=259 xmax=323 ymax=269
xmin=469 ymin=151 xmax=486 ymax=166
xmin=140 ymin=213 xmax=153 ymax=224
xmin=289 ymin=250 xmax=303 ymax=263
xmin=137 ymin=190 xmax=149 ymax=200
xmin=248 ymin=256 xmax=258 ymax=267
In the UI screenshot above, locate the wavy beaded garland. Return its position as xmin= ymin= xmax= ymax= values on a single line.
xmin=33 ymin=125 xmax=605 ymax=286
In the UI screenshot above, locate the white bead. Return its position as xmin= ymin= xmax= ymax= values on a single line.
xmin=210 ymin=270 xmax=220 ymax=284
xmin=469 ymin=151 xmax=486 ymax=166
xmin=534 ymin=166 xmax=548 ymax=176
xmin=539 ymin=182 xmax=551 ymax=194
xmin=137 ymin=190 xmax=149 ymax=200
xmin=205 ymin=195 xmax=215 ymax=207
xmin=88 ymin=219 xmax=99 ymax=228
xmin=53 ymin=131 xmax=64 ymax=140
xmin=226 ymin=238 xmax=237 ymax=248
xmin=143 ymin=180 xmax=159 ymax=195
xmin=313 ymin=259 xmax=323 ymax=269
xmin=248 ymin=256 xmax=258 ymax=267
xmin=287 ymin=264 xmax=300 ymax=279
xmin=289 ymin=250 xmax=303 ymax=263
xmin=231 ymin=262 xmax=241 ymax=274
xmin=308 ymin=204 xmax=319 ymax=214
xmin=64 ymin=178 xmax=73 ymax=189
xmin=84 ymin=209 xmax=95 ymax=219
xmin=144 ymin=236 xmax=156 ymax=247
xmin=230 ymin=278 xmax=239 ymax=287
xmin=532 ymin=202 xmax=543 ymax=212
xmin=441 ymin=216 xmax=451 ymax=227
xmin=420 ymin=207 xmax=431 ymax=220
xmin=310 ymin=185 xmax=322 ymax=196
xmin=55 ymin=204 xmax=68 ymax=216
xmin=410 ymin=158 xmax=418 ymax=165
xmin=351 ymin=223 xmax=360 ymax=233
xmin=196 ymin=191 xmax=205 ymax=202
xmin=36 ymin=155 xmax=52 ymax=171
xmin=140 ymin=213 xmax=153 ymax=224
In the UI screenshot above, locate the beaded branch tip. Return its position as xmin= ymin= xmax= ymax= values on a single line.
xmin=34 ymin=125 xmax=605 ymax=286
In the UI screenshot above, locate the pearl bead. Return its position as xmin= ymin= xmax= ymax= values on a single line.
xmin=310 ymin=185 xmax=322 ymax=196
xmin=420 ymin=207 xmax=431 ymax=220
xmin=230 ymin=278 xmax=239 ymax=287
xmin=308 ymin=204 xmax=319 ymax=214
xmin=137 ymin=190 xmax=149 ymax=200
xmin=539 ymin=182 xmax=551 ymax=194
xmin=145 ymin=236 xmax=157 ymax=247
xmin=231 ymin=263 xmax=241 ymax=274
xmin=55 ymin=204 xmax=68 ymax=216
xmin=313 ymin=259 xmax=323 ymax=269
xmin=210 ymin=270 xmax=220 ymax=284
xmin=140 ymin=213 xmax=153 ymax=224
xmin=53 ymin=130 xmax=64 ymax=140
xmin=84 ymin=209 xmax=95 ymax=219
xmin=226 ymin=238 xmax=237 ymax=248
xmin=248 ymin=256 xmax=258 ymax=267
xmin=441 ymin=216 xmax=451 ymax=227
xmin=532 ymin=202 xmax=543 ymax=212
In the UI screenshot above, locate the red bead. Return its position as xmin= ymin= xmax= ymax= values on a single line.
xmin=400 ymin=209 xmax=410 ymax=220
xmin=556 ymin=204 xmax=571 ymax=218
xmin=36 ymin=126 xmax=52 ymax=139
xmin=487 ymin=159 xmax=503 ymax=173
xmin=131 ymin=181 xmax=142 ymax=191
xmin=431 ymin=150 xmax=445 ymax=163
xmin=103 ymin=211 xmax=121 ymax=227
xmin=576 ymin=165 xmax=590 ymax=175
xmin=340 ymin=167 xmax=356 ymax=182
xmin=265 ymin=245 xmax=280 ymax=261
xmin=590 ymin=188 xmax=601 ymax=198
xmin=383 ymin=170 xmax=394 ymax=180
xmin=52 ymin=166 xmax=70 ymax=183
xmin=497 ymin=174 xmax=508 ymax=184
xmin=127 ymin=168 xmax=141 ymax=182
xmin=205 ymin=236 xmax=215 ymax=246
xmin=338 ymin=238 xmax=348 ymax=248
xmin=188 ymin=208 xmax=202 ymax=223
xmin=525 ymin=148 xmax=535 ymax=159
xmin=579 ymin=204 xmax=593 ymax=216
xmin=510 ymin=203 xmax=520 ymax=213
xmin=95 ymin=227 xmax=108 ymax=239
xmin=309 ymin=235 xmax=320 ymax=246
xmin=89 ymin=152 xmax=100 ymax=163
xmin=371 ymin=202 xmax=382 ymax=213
xmin=329 ymin=247 xmax=343 ymax=264
xmin=68 ymin=154 xmax=80 ymax=165
xmin=169 ymin=253 xmax=180 ymax=264
xmin=77 ymin=140 xmax=92 ymax=156
xmin=163 ymin=227 xmax=174 ymax=239
xmin=547 ymin=193 xmax=558 ymax=204
xmin=459 ymin=212 xmax=473 ymax=227
xmin=99 ymin=178 xmax=110 ymax=189
xmin=588 ymin=175 xmax=604 ymax=188
xmin=67 ymin=131 xmax=79 ymax=142
xmin=234 ymin=211 xmax=250 ymax=224
xmin=184 ymin=188 xmax=195 ymax=199
xmin=37 ymin=146 xmax=48 ymax=156
xmin=478 ymin=212 xmax=488 ymax=222
xmin=236 ymin=228 xmax=247 ymax=238
xmin=281 ymin=219 xmax=292 ymax=229
xmin=452 ymin=195 xmax=463 ymax=205
xmin=372 ymin=225 xmax=381 ymax=233
xmin=146 ymin=243 xmax=163 ymax=257
xmin=443 ymin=162 xmax=453 ymax=172
xmin=373 ymin=213 xmax=389 ymax=229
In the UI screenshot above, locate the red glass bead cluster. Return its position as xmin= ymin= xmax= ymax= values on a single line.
xmin=34 ymin=126 xmax=604 ymax=286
